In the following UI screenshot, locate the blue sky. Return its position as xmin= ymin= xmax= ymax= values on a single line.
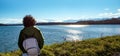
xmin=0 ymin=0 xmax=120 ymax=23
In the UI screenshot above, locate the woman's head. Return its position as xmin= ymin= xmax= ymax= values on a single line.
xmin=23 ymin=15 xmax=36 ymax=27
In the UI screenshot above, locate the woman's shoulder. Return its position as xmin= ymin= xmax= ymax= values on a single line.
xmin=20 ymin=26 xmax=40 ymax=33
xmin=33 ymin=26 xmax=40 ymax=31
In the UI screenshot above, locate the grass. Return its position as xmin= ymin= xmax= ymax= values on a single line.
xmin=0 ymin=35 xmax=120 ymax=56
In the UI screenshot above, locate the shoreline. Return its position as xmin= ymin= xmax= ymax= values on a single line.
xmin=0 ymin=23 xmax=120 ymax=26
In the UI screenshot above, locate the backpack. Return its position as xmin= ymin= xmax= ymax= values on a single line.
xmin=23 ymin=37 xmax=40 ymax=56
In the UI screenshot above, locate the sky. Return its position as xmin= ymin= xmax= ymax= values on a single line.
xmin=0 ymin=0 xmax=120 ymax=24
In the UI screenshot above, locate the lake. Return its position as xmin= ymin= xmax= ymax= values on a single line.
xmin=0 ymin=25 xmax=120 ymax=52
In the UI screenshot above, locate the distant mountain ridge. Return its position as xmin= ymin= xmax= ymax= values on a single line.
xmin=0 ymin=23 xmax=6 ymax=26
xmin=0 ymin=17 xmax=120 ymax=26
xmin=77 ymin=17 xmax=120 ymax=24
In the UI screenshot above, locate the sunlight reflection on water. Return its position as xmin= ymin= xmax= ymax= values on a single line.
xmin=66 ymin=29 xmax=82 ymax=34
xmin=65 ymin=29 xmax=83 ymax=41
xmin=63 ymin=25 xmax=88 ymax=41
xmin=63 ymin=25 xmax=88 ymax=28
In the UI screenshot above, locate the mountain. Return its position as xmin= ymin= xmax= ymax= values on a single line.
xmin=0 ymin=23 xmax=6 ymax=26
xmin=1 ymin=17 xmax=120 ymax=26
xmin=76 ymin=17 xmax=120 ymax=24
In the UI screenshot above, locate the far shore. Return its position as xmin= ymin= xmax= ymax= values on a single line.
xmin=0 ymin=22 xmax=120 ymax=26
xmin=0 ymin=17 xmax=120 ymax=26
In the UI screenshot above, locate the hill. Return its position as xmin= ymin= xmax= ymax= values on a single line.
xmin=0 ymin=35 xmax=120 ymax=56
xmin=77 ymin=17 xmax=120 ymax=24
xmin=0 ymin=23 xmax=6 ymax=26
xmin=0 ymin=17 xmax=120 ymax=26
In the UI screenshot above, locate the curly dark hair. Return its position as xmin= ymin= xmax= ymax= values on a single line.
xmin=23 ymin=15 xmax=36 ymax=27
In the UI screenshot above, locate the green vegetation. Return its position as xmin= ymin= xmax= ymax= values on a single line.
xmin=0 ymin=35 xmax=120 ymax=56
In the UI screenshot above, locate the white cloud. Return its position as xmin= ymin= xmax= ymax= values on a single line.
xmin=118 ymin=9 xmax=120 ymax=12
xmin=36 ymin=18 xmax=64 ymax=22
xmin=64 ymin=17 xmax=74 ymax=20
xmin=36 ymin=19 xmax=48 ymax=22
xmin=1 ymin=8 xmax=120 ymax=24
xmin=0 ymin=18 xmax=22 ymax=24
xmin=98 ymin=9 xmax=120 ymax=18
xmin=0 ymin=18 xmax=64 ymax=24
xmin=51 ymin=19 xmax=63 ymax=22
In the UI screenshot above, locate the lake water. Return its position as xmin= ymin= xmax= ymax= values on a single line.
xmin=0 ymin=25 xmax=120 ymax=52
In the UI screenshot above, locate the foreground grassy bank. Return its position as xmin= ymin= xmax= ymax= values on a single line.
xmin=0 ymin=35 xmax=120 ymax=56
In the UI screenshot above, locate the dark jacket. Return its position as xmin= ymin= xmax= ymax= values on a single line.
xmin=18 ymin=26 xmax=44 ymax=53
